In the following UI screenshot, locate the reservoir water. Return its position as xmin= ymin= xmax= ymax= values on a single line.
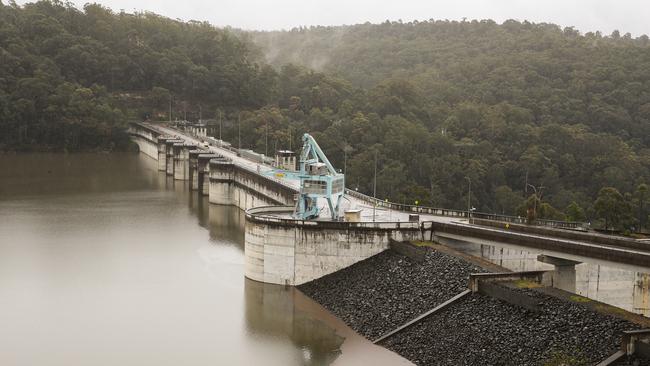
xmin=0 ymin=153 xmax=411 ymax=366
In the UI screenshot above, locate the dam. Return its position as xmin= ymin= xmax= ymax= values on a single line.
xmin=129 ymin=121 xmax=650 ymax=315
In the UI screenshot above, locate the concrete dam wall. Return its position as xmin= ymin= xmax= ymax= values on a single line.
xmin=208 ymin=159 xmax=297 ymax=210
xmin=245 ymin=206 xmax=421 ymax=286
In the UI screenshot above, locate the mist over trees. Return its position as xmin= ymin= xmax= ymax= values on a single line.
xmin=1 ymin=1 xmax=649 ymax=231
xmin=250 ymin=20 xmax=650 ymax=231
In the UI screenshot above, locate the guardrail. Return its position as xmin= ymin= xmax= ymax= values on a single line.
xmin=345 ymin=188 xmax=584 ymax=230
xmin=246 ymin=206 xmax=421 ymax=230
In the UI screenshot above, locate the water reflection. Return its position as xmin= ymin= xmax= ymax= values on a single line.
xmin=0 ymin=153 xmax=411 ymax=366
xmin=244 ymin=280 xmax=343 ymax=365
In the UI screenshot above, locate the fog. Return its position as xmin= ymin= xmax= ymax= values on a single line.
xmin=13 ymin=0 xmax=650 ymax=36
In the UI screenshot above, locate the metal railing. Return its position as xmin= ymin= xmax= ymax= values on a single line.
xmin=345 ymin=188 xmax=584 ymax=230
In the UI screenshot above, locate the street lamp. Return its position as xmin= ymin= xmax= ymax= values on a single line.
xmin=238 ymin=112 xmax=242 ymax=151
xmin=341 ymin=143 xmax=353 ymax=176
xmin=218 ymin=109 xmax=222 ymax=141
xmin=526 ymin=183 xmax=545 ymax=223
xmin=465 ymin=176 xmax=471 ymax=223
xmin=373 ymin=149 xmax=378 ymax=222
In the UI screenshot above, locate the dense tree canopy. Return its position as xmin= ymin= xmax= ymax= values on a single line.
xmin=250 ymin=20 xmax=650 ymax=231
xmin=0 ymin=0 xmax=274 ymax=151
xmin=1 ymin=2 xmax=649 ymax=231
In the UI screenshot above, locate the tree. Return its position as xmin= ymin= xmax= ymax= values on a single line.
xmin=494 ymin=185 xmax=522 ymax=215
xmin=593 ymin=187 xmax=629 ymax=232
xmin=565 ymin=201 xmax=586 ymax=222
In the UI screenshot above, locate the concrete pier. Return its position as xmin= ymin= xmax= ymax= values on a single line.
xmin=198 ymin=154 xmax=218 ymax=195
xmin=208 ymin=158 xmax=296 ymax=209
xmin=245 ymin=206 xmax=421 ymax=286
xmin=538 ymin=254 xmax=581 ymax=293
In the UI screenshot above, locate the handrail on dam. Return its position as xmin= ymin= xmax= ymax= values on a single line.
xmin=246 ymin=206 xmax=421 ymax=230
xmin=424 ymin=220 xmax=650 ymax=267
xmin=344 ymin=188 xmax=585 ymax=230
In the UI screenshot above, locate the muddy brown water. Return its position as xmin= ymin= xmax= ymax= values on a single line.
xmin=0 ymin=153 xmax=411 ymax=366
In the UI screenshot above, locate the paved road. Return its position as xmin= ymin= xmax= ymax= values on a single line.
xmin=150 ymin=123 xmax=459 ymax=223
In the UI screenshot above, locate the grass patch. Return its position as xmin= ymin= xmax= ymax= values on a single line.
xmin=595 ymin=304 xmax=627 ymax=316
xmin=411 ymin=240 xmax=434 ymax=248
xmin=543 ymin=351 xmax=588 ymax=366
xmin=513 ymin=279 xmax=543 ymax=289
xmin=569 ymin=295 xmax=591 ymax=303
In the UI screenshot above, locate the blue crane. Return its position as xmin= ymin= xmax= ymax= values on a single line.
xmin=266 ymin=133 xmax=345 ymax=220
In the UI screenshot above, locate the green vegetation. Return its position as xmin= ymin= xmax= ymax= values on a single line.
xmin=0 ymin=0 xmax=275 ymax=151
xmin=569 ymin=295 xmax=591 ymax=303
xmin=513 ymin=279 xmax=543 ymax=289
xmin=251 ymin=21 xmax=650 ymax=232
xmin=2 ymin=2 xmax=649 ymax=231
xmin=543 ymin=350 xmax=588 ymax=366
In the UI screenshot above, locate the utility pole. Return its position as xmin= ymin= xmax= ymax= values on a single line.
xmin=199 ymin=105 xmax=202 ymax=122
xmin=288 ymin=127 xmax=292 ymax=151
xmin=238 ymin=112 xmax=241 ymax=150
xmin=265 ymin=118 xmax=268 ymax=156
xmin=527 ymin=184 xmax=545 ymax=222
xmin=169 ymin=94 xmax=172 ymax=123
xmin=342 ymin=143 xmax=353 ymax=176
xmin=219 ymin=110 xmax=222 ymax=141
xmin=465 ymin=176 xmax=471 ymax=224
xmin=373 ymin=149 xmax=378 ymax=222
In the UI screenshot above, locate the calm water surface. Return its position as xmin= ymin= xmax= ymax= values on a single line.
xmin=0 ymin=153 xmax=411 ymax=366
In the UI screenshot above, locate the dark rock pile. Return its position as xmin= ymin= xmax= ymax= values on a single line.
xmin=299 ymin=246 xmax=642 ymax=365
xmin=298 ymin=248 xmax=487 ymax=339
xmin=383 ymin=288 xmax=636 ymax=365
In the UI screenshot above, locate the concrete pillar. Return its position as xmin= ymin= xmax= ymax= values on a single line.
xmin=537 ymin=254 xmax=581 ymax=293
xmin=172 ymin=143 xmax=184 ymax=180
xmin=209 ymin=158 xmax=234 ymax=205
xmin=172 ymin=144 xmax=195 ymax=181
xmin=189 ymin=150 xmax=202 ymax=190
xmin=165 ymin=140 xmax=179 ymax=176
xmin=157 ymin=138 xmax=168 ymax=171
xmin=199 ymin=154 xmax=220 ymax=196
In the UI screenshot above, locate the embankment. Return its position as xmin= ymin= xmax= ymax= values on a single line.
xmin=298 ymin=244 xmax=644 ymax=365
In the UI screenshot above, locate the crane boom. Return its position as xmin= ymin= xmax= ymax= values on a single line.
xmin=266 ymin=133 xmax=344 ymax=220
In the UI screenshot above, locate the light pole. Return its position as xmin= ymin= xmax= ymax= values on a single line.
xmin=465 ymin=176 xmax=471 ymax=224
xmin=168 ymin=94 xmax=172 ymax=123
xmin=265 ymin=118 xmax=268 ymax=157
xmin=373 ymin=149 xmax=378 ymax=222
xmin=218 ymin=109 xmax=222 ymax=141
xmin=238 ymin=112 xmax=242 ymax=151
xmin=527 ymin=183 xmax=545 ymax=222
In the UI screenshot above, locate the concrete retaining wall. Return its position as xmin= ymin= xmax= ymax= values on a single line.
xmin=129 ymin=124 xmax=160 ymax=160
xmin=245 ymin=206 xmax=422 ymax=285
xmin=473 ymin=218 xmax=649 ymax=252
xmin=425 ymin=221 xmax=650 ymax=267
xmin=208 ymin=159 xmax=297 ymax=209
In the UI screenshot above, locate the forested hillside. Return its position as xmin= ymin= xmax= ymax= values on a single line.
xmin=1 ymin=1 xmax=648 ymax=230
xmin=251 ymin=21 xmax=650 ymax=230
xmin=0 ymin=0 xmax=275 ymax=151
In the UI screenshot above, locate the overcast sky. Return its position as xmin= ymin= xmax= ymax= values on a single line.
xmin=17 ymin=0 xmax=650 ymax=36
